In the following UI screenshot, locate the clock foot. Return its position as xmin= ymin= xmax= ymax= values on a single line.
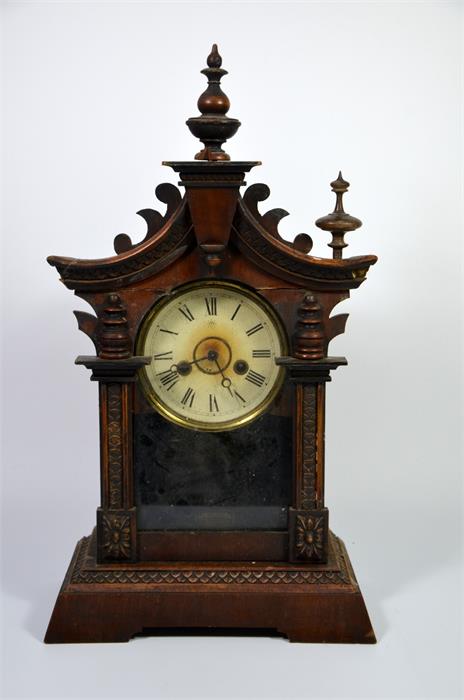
xmin=44 ymin=530 xmax=375 ymax=644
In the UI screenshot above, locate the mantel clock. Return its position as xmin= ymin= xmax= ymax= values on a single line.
xmin=45 ymin=45 xmax=377 ymax=644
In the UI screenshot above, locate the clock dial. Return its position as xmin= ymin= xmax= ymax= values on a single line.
xmin=136 ymin=281 xmax=287 ymax=431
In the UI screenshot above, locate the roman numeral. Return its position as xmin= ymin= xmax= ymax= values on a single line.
xmin=209 ymin=394 xmax=219 ymax=412
xmin=205 ymin=297 xmax=217 ymax=316
xmin=179 ymin=304 xmax=194 ymax=322
xmin=246 ymin=323 xmax=264 ymax=337
xmin=154 ymin=351 xmax=173 ymax=361
xmin=245 ymin=369 xmax=266 ymax=388
xmin=234 ymin=390 xmax=246 ymax=404
xmin=252 ymin=349 xmax=271 ymax=358
xmin=157 ymin=369 xmax=179 ymax=391
xmin=230 ymin=304 xmax=242 ymax=321
xmin=180 ymin=387 xmax=195 ymax=408
xmin=160 ymin=328 xmax=178 ymax=335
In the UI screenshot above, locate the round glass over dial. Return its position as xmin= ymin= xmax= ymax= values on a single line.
xmin=136 ymin=281 xmax=287 ymax=431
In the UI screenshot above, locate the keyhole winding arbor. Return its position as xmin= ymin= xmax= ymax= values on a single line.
xmin=45 ymin=45 xmax=377 ymax=644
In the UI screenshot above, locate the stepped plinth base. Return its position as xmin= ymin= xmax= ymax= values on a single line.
xmin=45 ymin=530 xmax=375 ymax=644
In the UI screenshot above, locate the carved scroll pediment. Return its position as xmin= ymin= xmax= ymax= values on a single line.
xmin=243 ymin=183 xmax=314 ymax=254
xmin=113 ymin=183 xmax=182 ymax=254
xmin=234 ymin=184 xmax=377 ymax=291
xmin=47 ymin=189 xmax=194 ymax=291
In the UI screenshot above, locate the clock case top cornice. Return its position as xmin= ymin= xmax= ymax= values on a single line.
xmin=48 ymin=42 xmax=376 ymax=293
xmin=47 ymin=161 xmax=377 ymax=293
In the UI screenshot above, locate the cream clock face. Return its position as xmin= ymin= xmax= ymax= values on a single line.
xmin=137 ymin=281 xmax=287 ymax=431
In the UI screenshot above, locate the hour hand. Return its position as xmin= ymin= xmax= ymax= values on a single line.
xmin=171 ymin=355 xmax=209 ymax=376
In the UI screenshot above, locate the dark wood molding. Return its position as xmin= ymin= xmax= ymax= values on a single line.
xmin=75 ymin=355 xmax=151 ymax=382
xmin=276 ymin=356 xmax=348 ymax=382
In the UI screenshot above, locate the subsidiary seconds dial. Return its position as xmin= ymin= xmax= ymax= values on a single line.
xmin=136 ymin=281 xmax=287 ymax=431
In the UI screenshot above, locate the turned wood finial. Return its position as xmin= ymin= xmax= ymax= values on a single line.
xmin=98 ymin=294 xmax=132 ymax=359
xmin=292 ymin=294 xmax=325 ymax=361
xmin=186 ymin=44 xmax=241 ymax=161
xmin=315 ymin=172 xmax=362 ymax=259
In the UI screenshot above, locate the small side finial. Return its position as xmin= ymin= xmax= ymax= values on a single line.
xmin=292 ymin=294 xmax=325 ymax=361
xmin=97 ymin=294 xmax=132 ymax=360
xmin=186 ymin=44 xmax=241 ymax=161
xmin=315 ymin=172 xmax=362 ymax=259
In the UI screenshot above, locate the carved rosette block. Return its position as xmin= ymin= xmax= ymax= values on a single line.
xmin=97 ymin=508 xmax=137 ymax=563
xmin=292 ymin=294 xmax=325 ymax=361
xmin=289 ymin=508 xmax=329 ymax=563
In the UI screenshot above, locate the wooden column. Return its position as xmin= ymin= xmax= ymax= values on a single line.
xmin=76 ymin=293 xmax=151 ymax=563
xmin=76 ymin=356 xmax=151 ymax=563
xmin=277 ymin=293 xmax=346 ymax=564
xmin=277 ymin=358 xmax=345 ymax=563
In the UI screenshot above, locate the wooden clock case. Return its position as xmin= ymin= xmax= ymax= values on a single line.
xmin=45 ymin=46 xmax=377 ymax=644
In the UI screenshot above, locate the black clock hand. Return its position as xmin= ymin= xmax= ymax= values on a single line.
xmin=187 ymin=355 xmax=210 ymax=367
xmin=170 ymin=355 xmax=210 ymax=375
xmin=213 ymin=358 xmax=233 ymax=396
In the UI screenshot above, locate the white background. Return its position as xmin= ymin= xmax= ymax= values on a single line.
xmin=1 ymin=1 xmax=462 ymax=698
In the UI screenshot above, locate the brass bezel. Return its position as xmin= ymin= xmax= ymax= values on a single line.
xmin=136 ymin=280 xmax=288 ymax=432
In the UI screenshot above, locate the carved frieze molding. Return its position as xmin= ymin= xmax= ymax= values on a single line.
xmin=71 ymin=533 xmax=350 ymax=585
xmin=300 ymin=384 xmax=317 ymax=510
xmin=106 ymin=383 xmax=123 ymax=509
